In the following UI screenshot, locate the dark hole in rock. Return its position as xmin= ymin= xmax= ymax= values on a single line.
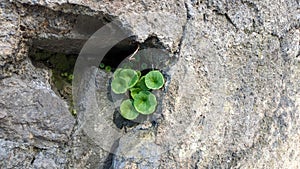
xmin=99 ymin=36 xmax=166 ymax=71
xmin=140 ymin=68 xmax=153 ymax=75
xmin=99 ymin=36 xmax=139 ymax=70
xmin=29 ymin=48 xmax=78 ymax=115
xmin=25 ymin=7 xmax=112 ymax=115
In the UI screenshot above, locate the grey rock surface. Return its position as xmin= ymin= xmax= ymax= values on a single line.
xmin=0 ymin=139 xmax=70 ymax=168
xmin=0 ymin=75 xmax=75 ymax=148
xmin=0 ymin=72 xmax=75 ymax=168
xmin=0 ymin=0 xmax=299 ymax=169
xmin=69 ymin=67 xmax=118 ymax=168
xmin=0 ymin=139 xmax=34 ymax=168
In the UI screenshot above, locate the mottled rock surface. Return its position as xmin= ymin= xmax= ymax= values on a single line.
xmin=0 ymin=0 xmax=299 ymax=169
xmin=0 ymin=73 xmax=75 ymax=168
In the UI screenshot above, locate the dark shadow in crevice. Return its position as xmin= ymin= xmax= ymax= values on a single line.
xmin=102 ymin=138 xmax=120 ymax=169
xmin=99 ymin=36 xmax=138 ymax=70
xmin=113 ymin=109 xmax=139 ymax=130
xmin=140 ymin=36 xmax=166 ymax=49
xmin=99 ymin=36 xmax=167 ymax=72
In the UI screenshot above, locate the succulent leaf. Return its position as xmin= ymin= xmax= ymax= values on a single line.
xmin=118 ymin=69 xmax=139 ymax=88
xmin=136 ymin=71 xmax=141 ymax=78
xmin=133 ymin=91 xmax=157 ymax=115
xmin=120 ymin=99 xmax=139 ymax=120
xmin=99 ymin=63 xmax=105 ymax=69
xmin=145 ymin=70 xmax=164 ymax=89
xmin=113 ymin=68 xmax=123 ymax=78
xmin=111 ymin=77 xmax=128 ymax=94
xmin=105 ymin=66 xmax=111 ymax=72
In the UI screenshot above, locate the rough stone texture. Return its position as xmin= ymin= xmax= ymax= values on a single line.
xmin=0 ymin=139 xmax=35 ymax=168
xmin=0 ymin=74 xmax=75 ymax=148
xmin=0 ymin=67 xmax=75 ymax=168
xmin=0 ymin=0 xmax=300 ymax=169
xmin=0 ymin=138 xmax=70 ymax=168
xmin=69 ymin=68 xmax=117 ymax=169
xmin=155 ymin=1 xmax=300 ymax=168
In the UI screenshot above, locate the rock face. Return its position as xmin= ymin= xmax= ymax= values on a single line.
xmin=0 ymin=0 xmax=299 ymax=169
xmin=0 ymin=73 xmax=75 ymax=168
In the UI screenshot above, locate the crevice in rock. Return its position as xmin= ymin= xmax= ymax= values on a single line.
xmin=41 ymin=22 xmax=176 ymax=166
xmin=174 ymin=0 xmax=191 ymax=56
xmin=22 ymin=0 xmax=114 ymax=117
xmin=99 ymin=36 xmax=139 ymax=71
xmin=28 ymin=31 xmax=176 ymax=167
xmin=30 ymin=156 xmax=35 ymax=165
xmin=102 ymin=138 xmax=120 ymax=169
xmin=29 ymin=48 xmax=77 ymax=115
xmin=110 ymin=36 xmax=174 ymax=130
xmin=211 ymin=9 xmax=238 ymax=30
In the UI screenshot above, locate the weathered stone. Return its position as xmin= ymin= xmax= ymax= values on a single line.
xmin=0 ymin=0 xmax=299 ymax=168
xmin=0 ymin=75 xmax=75 ymax=149
xmin=155 ymin=1 xmax=300 ymax=168
xmin=32 ymin=147 xmax=69 ymax=169
xmin=113 ymin=129 xmax=162 ymax=169
xmin=0 ymin=139 xmax=68 ymax=169
xmin=0 ymin=139 xmax=34 ymax=168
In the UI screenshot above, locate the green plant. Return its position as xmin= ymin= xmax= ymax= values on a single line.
xmin=67 ymin=74 xmax=74 ymax=81
xmin=145 ymin=70 xmax=165 ymax=89
xmin=120 ymin=99 xmax=139 ymax=120
xmin=61 ymin=72 xmax=68 ymax=77
xmin=133 ymin=91 xmax=157 ymax=115
xmin=99 ymin=63 xmax=105 ymax=69
xmin=105 ymin=65 xmax=112 ymax=72
xmin=111 ymin=68 xmax=164 ymax=120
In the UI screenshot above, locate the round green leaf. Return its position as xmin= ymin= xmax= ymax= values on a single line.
xmin=68 ymin=74 xmax=74 ymax=81
xmin=118 ymin=69 xmax=139 ymax=88
xmin=133 ymin=91 xmax=157 ymax=115
xmin=113 ymin=68 xmax=123 ymax=78
xmin=105 ymin=66 xmax=111 ymax=72
xmin=111 ymin=78 xmax=128 ymax=94
xmin=99 ymin=63 xmax=105 ymax=69
xmin=145 ymin=70 xmax=165 ymax=89
xmin=120 ymin=99 xmax=139 ymax=120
